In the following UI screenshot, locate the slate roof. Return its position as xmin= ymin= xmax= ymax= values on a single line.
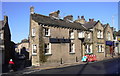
xmin=0 ymin=20 xmax=4 ymax=30
xmin=31 ymin=13 xmax=87 ymax=30
xmin=83 ymin=21 xmax=97 ymax=29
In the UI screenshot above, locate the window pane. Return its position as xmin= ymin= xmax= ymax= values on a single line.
xmin=32 ymin=44 xmax=37 ymax=54
xmin=32 ymin=28 xmax=35 ymax=36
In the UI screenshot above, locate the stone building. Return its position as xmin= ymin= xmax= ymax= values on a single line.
xmin=103 ymin=24 xmax=114 ymax=57
xmin=16 ymin=39 xmax=29 ymax=54
xmin=15 ymin=39 xmax=29 ymax=60
xmin=0 ymin=16 xmax=12 ymax=65
xmin=29 ymin=7 xmax=87 ymax=66
xmin=114 ymin=30 xmax=120 ymax=55
xmin=83 ymin=19 xmax=105 ymax=60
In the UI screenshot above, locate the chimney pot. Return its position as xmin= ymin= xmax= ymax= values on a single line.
xmin=4 ymin=16 xmax=8 ymax=22
xmin=92 ymin=19 xmax=94 ymax=21
xmin=89 ymin=18 xmax=94 ymax=22
xmin=81 ymin=16 xmax=84 ymax=19
xmin=89 ymin=19 xmax=92 ymax=22
xmin=78 ymin=16 xmax=80 ymax=19
xmin=30 ymin=6 xmax=34 ymax=14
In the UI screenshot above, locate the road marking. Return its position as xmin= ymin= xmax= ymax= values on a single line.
xmin=22 ymin=69 xmax=41 ymax=74
xmin=33 ymin=66 xmax=58 ymax=70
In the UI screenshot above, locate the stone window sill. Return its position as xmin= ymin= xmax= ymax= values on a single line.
xmin=69 ymin=52 xmax=75 ymax=54
xmin=45 ymin=53 xmax=52 ymax=56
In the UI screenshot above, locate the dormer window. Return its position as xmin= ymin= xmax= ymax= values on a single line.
xmin=88 ymin=33 xmax=90 ymax=38
xmin=78 ymin=31 xmax=84 ymax=38
xmin=97 ymin=30 xmax=103 ymax=38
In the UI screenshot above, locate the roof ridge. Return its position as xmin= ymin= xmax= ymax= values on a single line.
xmin=32 ymin=13 xmax=86 ymax=30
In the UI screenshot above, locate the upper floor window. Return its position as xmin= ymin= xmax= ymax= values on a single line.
xmin=32 ymin=44 xmax=37 ymax=55
xmin=97 ymin=30 xmax=103 ymax=38
xmin=31 ymin=28 xmax=35 ymax=37
xmin=44 ymin=28 xmax=50 ymax=36
xmin=107 ymin=32 xmax=111 ymax=40
xmin=88 ymin=33 xmax=90 ymax=38
xmin=0 ymin=33 xmax=3 ymax=40
xmin=70 ymin=30 xmax=74 ymax=39
xmin=44 ymin=43 xmax=51 ymax=55
xmin=70 ymin=43 xmax=75 ymax=53
xmin=78 ymin=31 xmax=84 ymax=38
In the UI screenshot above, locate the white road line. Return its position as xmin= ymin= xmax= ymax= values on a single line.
xmin=22 ymin=69 xmax=41 ymax=74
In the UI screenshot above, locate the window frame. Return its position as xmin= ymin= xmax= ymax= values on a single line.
xmin=0 ymin=33 xmax=3 ymax=40
xmin=70 ymin=30 xmax=74 ymax=39
xmin=97 ymin=30 xmax=103 ymax=39
xmin=107 ymin=32 xmax=111 ymax=40
xmin=87 ymin=33 xmax=90 ymax=39
xmin=44 ymin=28 xmax=50 ymax=37
xmin=44 ymin=43 xmax=51 ymax=55
xmin=69 ymin=43 xmax=75 ymax=53
xmin=78 ymin=31 xmax=84 ymax=38
xmin=32 ymin=44 xmax=37 ymax=55
xmin=97 ymin=45 xmax=104 ymax=53
xmin=31 ymin=28 xmax=36 ymax=37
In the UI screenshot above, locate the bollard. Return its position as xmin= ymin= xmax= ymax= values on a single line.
xmin=60 ymin=58 xmax=63 ymax=64
xmin=76 ymin=56 xmax=78 ymax=62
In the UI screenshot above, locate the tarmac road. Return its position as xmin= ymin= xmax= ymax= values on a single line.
xmin=2 ymin=57 xmax=120 ymax=76
xmin=31 ymin=57 xmax=120 ymax=74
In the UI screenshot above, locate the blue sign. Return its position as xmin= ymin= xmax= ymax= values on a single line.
xmin=106 ymin=41 xmax=114 ymax=46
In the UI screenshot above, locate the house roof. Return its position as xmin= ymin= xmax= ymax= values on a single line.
xmin=0 ymin=20 xmax=4 ymax=30
xmin=83 ymin=21 xmax=97 ymax=29
xmin=31 ymin=13 xmax=87 ymax=30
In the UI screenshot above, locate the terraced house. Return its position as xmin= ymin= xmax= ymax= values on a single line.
xmin=29 ymin=7 xmax=115 ymax=66
xmin=104 ymin=24 xmax=114 ymax=57
xmin=29 ymin=7 xmax=87 ymax=66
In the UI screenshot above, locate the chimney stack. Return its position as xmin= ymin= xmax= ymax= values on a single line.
xmin=78 ymin=16 xmax=80 ymax=19
xmin=63 ymin=15 xmax=73 ymax=21
xmin=30 ymin=6 xmax=34 ymax=14
xmin=49 ymin=10 xmax=60 ymax=18
xmin=89 ymin=18 xmax=94 ymax=22
xmin=81 ymin=16 xmax=84 ymax=19
xmin=4 ymin=16 xmax=8 ymax=23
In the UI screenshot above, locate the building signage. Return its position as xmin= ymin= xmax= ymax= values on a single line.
xmin=50 ymin=38 xmax=70 ymax=43
xmin=106 ymin=41 xmax=114 ymax=46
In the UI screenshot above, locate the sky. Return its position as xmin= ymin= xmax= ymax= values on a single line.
xmin=1 ymin=2 xmax=118 ymax=43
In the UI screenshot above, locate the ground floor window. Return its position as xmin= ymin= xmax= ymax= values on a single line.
xmin=44 ymin=43 xmax=51 ymax=55
xmin=85 ymin=44 xmax=92 ymax=54
xmin=70 ymin=43 xmax=75 ymax=53
xmin=98 ymin=45 xmax=104 ymax=52
xmin=32 ymin=44 xmax=37 ymax=55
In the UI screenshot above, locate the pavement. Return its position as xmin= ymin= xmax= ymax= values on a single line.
xmin=1 ymin=55 xmax=120 ymax=75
